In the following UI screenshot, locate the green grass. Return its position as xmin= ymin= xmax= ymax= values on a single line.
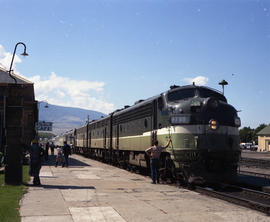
xmin=0 ymin=166 xmax=30 ymax=222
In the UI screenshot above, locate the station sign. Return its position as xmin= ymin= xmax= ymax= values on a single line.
xmin=35 ymin=121 xmax=53 ymax=131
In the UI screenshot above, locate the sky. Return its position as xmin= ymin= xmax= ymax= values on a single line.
xmin=0 ymin=0 xmax=269 ymax=128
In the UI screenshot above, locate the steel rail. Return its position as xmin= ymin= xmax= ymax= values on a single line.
xmin=239 ymin=170 xmax=270 ymax=180
xmin=240 ymin=158 xmax=270 ymax=168
xmin=195 ymin=185 xmax=270 ymax=215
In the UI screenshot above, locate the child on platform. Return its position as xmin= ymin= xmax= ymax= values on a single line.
xmin=55 ymin=146 xmax=63 ymax=167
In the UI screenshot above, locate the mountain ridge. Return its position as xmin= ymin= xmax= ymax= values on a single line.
xmin=39 ymin=102 xmax=106 ymax=135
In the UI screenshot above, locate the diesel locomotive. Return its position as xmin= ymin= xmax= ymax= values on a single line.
xmin=62 ymin=84 xmax=241 ymax=184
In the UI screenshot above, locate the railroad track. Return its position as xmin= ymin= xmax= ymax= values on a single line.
xmin=239 ymin=170 xmax=270 ymax=180
xmin=240 ymin=157 xmax=270 ymax=169
xmin=195 ymin=184 xmax=270 ymax=215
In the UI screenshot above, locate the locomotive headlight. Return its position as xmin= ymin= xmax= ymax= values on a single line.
xmin=171 ymin=115 xmax=190 ymax=124
xmin=234 ymin=117 xmax=241 ymax=127
xmin=209 ymin=119 xmax=219 ymax=130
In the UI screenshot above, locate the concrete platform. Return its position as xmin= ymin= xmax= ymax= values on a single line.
xmin=20 ymin=154 xmax=270 ymax=222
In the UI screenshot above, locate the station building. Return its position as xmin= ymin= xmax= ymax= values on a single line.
xmin=257 ymin=125 xmax=270 ymax=152
xmin=0 ymin=68 xmax=38 ymax=184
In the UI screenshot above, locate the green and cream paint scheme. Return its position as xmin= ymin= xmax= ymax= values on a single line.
xmin=71 ymin=85 xmax=241 ymax=184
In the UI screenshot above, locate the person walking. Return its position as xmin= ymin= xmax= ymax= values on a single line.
xmin=30 ymin=140 xmax=43 ymax=185
xmin=62 ymin=141 xmax=71 ymax=167
xmin=145 ymin=138 xmax=171 ymax=184
xmin=55 ymin=146 xmax=62 ymax=167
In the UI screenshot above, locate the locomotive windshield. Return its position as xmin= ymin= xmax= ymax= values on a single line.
xmin=198 ymin=88 xmax=227 ymax=102
xmin=167 ymin=87 xmax=227 ymax=103
xmin=167 ymin=88 xmax=196 ymax=101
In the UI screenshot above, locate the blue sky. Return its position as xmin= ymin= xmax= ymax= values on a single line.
xmin=0 ymin=0 xmax=269 ymax=128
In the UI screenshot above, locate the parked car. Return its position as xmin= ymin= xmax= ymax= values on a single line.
xmin=250 ymin=145 xmax=258 ymax=151
xmin=240 ymin=143 xmax=252 ymax=149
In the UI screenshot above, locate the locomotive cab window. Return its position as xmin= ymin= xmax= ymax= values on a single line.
xmin=198 ymin=88 xmax=227 ymax=102
xmin=167 ymin=88 xmax=195 ymax=102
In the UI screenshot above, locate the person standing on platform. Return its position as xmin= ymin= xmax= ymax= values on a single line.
xmin=50 ymin=142 xmax=55 ymax=155
xmin=62 ymin=141 xmax=71 ymax=167
xmin=55 ymin=146 xmax=62 ymax=167
xmin=145 ymin=139 xmax=171 ymax=184
xmin=44 ymin=142 xmax=49 ymax=161
xmin=30 ymin=140 xmax=43 ymax=185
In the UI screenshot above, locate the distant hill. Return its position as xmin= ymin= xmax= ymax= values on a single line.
xmin=38 ymin=102 xmax=106 ymax=135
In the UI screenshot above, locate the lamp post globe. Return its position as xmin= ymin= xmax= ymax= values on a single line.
xmin=219 ymin=79 xmax=228 ymax=95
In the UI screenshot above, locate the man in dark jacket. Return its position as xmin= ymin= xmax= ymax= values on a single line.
xmin=62 ymin=141 xmax=71 ymax=167
xmin=44 ymin=142 xmax=49 ymax=161
xmin=30 ymin=140 xmax=43 ymax=185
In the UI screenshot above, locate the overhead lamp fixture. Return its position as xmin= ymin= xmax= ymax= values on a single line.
xmin=218 ymin=79 xmax=228 ymax=95
xmin=8 ymin=42 xmax=29 ymax=84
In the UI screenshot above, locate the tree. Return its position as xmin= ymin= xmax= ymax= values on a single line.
xmin=239 ymin=127 xmax=254 ymax=143
xmin=239 ymin=123 xmax=268 ymax=144
xmin=38 ymin=132 xmax=56 ymax=139
xmin=254 ymin=124 xmax=267 ymax=135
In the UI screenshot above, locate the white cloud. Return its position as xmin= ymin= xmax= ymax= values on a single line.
xmin=0 ymin=44 xmax=114 ymax=114
xmin=183 ymin=76 xmax=209 ymax=86
xmin=0 ymin=44 xmax=22 ymax=73
xmin=29 ymin=72 xmax=114 ymax=114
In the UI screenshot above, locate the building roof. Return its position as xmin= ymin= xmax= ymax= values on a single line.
xmin=257 ymin=125 xmax=270 ymax=136
xmin=0 ymin=67 xmax=33 ymax=85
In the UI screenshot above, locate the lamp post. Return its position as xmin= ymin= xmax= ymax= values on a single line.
xmin=8 ymin=42 xmax=28 ymax=84
xmin=4 ymin=42 xmax=28 ymax=184
xmin=37 ymin=100 xmax=49 ymax=131
xmin=219 ymin=79 xmax=228 ymax=95
xmin=37 ymin=100 xmax=50 ymax=143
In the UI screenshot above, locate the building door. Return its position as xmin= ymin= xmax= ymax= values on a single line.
xmin=266 ymin=140 xmax=270 ymax=152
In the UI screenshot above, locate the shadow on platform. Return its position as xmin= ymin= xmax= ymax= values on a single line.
xmin=27 ymin=184 xmax=95 ymax=190
xmin=237 ymin=174 xmax=270 ymax=188
xmin=42 ymin=155 xmax=90 ymax=167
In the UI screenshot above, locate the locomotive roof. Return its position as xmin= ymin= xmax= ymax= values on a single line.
xmin=83 ymin=84 xmax=225 ymax=125
xmin=113 ymin=84 xmax=224 ymax=116
xmin=0 ymin=67 xmax=33 ymax=85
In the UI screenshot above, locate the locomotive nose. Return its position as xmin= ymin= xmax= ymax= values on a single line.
xmin=204 ymin=97 xmax=219 ymax=110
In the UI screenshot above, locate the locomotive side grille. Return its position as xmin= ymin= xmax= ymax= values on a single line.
xmin=113 ymin=103 xmax=153 ymax=125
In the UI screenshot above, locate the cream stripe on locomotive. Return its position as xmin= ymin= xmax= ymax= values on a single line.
xmin=157 ymin=125 xmax=239 ymax=136
xmin=108 ymin=125 xmax=239 ymax=151
xmin=88 ymin=125 xmax=239 ymax=151
xmin=117 ymin=125 xmax=238 ymax=139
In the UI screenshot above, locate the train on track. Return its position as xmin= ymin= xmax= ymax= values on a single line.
xmin=54 ymin=84 xmax=241 ymax=184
